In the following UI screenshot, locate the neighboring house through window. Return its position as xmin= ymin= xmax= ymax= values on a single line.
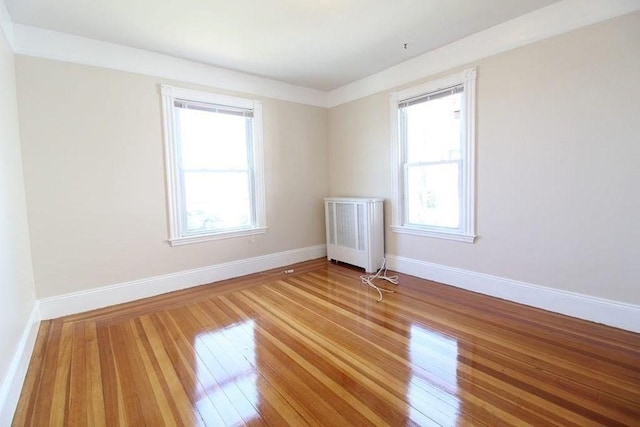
xmin=390 ymin=68 xmax=476 ymax=242
xmin=161 ymin=85 xmax=266 ymax=245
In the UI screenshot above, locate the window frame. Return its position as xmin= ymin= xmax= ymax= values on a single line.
xmin=389 ymin=68 xmax=476 ymax=243
xmin=160 ymin=84 xmax=267 ymax=246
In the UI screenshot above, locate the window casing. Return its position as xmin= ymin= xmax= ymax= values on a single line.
xmin=390 ymin=68 xmax=476 ymax=243
xmin=161 ymin=85 xmax=266 ymax=246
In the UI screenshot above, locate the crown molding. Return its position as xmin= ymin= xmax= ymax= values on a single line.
xmin=5 ymin=0 xmax=639 ymax=108
xmin=327 ymin=0 xmax=640 ymax=107
xmin=11 ymin=24 xmax=328 ymax=107
xmin=0 ymin=0 xmax=13 ymax=49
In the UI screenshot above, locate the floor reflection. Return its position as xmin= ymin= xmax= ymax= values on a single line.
xmin=408 ymin=324 xmax=461 ymax=424
xmin=194 ymin=320 xmax=259 ymax=425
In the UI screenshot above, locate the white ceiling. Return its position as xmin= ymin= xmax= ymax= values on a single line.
xmin=4 ymin=0 xmax=562 ymax=91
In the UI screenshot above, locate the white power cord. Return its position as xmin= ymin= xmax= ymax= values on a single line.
xmin=360 ymin=258 xmax=399 ymax=302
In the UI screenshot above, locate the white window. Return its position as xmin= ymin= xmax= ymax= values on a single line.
xmin=161 ymin=85 xmax=266 ymax=246
xmin=390 ymin=68 xmax=476 ymax=243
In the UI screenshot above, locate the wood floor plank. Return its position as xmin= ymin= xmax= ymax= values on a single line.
xmin=85 ymin=322 xmax=106 ymax=427
xmin=302 ymin=271 xmax=640 ymax=402
xmin=13 ymin=259 xmax=640 ymax=426
xmin=68 ymin=322 xmax=87 ymax=423
xmin=255 ymin=280 xmax=577 ymax=426
xmin=176 ymin=306 xmax=290 ymax=427
xmin=129 ymin=317 xmax=180 ymax=427
xmin=48 ymin=321 xmax=73 ymax=426
xmin=159 ymin=307 xmax=252 ymax=426
xmin=199 ymin=297 xmax=346 ymax=425
xmin=216 ymin=296 xmax=343 ymax=426
xmin=138 ymin=314 xmax=201 ymax=426
xmin=265 ymin=278 xmax=590 ymax=426
xmin=239 ymin=287 xmax=465 ymax=426
xmin=29 ymin=320 xmax=64 ymax=427
xmin=95 ymin=322 xmax=124 ymax=426
xmin=215 ymin=295 xmax=371 ymax=426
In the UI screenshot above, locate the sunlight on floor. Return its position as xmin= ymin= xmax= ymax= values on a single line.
xmin=194 ymin=320 xmax=259 ymax=425
xmin=409 ymin=324 xmax=461 ymax=424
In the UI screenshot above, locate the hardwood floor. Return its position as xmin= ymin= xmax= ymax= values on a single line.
xmin=13 ymin=259 xmax=640 ymax=426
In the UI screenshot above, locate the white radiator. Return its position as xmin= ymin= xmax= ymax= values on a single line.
xmin=324 ymin=197 xmax=384 ymax=273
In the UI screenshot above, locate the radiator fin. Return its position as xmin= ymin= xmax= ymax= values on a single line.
xmin=357 ymin=203 xmax=365 ymax=250
xmin=336 ymin=203 xmax=357 ymax=249
xmin=327 ymin=202 xmax=335 ymax=244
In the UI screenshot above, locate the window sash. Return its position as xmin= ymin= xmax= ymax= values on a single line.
xmin=179 ymin=169 xmax=254 ymax=236
xmin=174 ymin=105 xmax=256 ymax=238
xmin=403 ymin=161 xmax=463 ymax=232
xmin=161 ymin=84 xmax=266 ymax=245
xmin=399 ymin=86 xmax=464 ymax=164
xmin=400 ymin=88 xmax=464 ymax=230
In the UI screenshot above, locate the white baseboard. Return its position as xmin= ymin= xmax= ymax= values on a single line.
xmin=385 ymin=254 xmax=640 ymax=333
xmin=0 ymin=303 xmax=41 ymax=425
xmin=39 ymin=244 xmax=327 ymax=320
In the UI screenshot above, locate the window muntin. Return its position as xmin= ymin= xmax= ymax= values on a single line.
xmin=390 ymin=69 xmax=476 ymax=243
xmin=161 ymin=85 xmax=266 ymax=245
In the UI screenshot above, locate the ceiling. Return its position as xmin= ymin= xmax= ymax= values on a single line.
xmin=5 ymin=0 xmax=563 ymax=91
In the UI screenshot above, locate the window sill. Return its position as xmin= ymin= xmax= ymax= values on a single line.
xmin=169 ymin=226 xmax=268 ymax=246
xmin=391 ymin=225 xmax=476 ymax=243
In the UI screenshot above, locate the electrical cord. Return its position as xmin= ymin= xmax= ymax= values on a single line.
xmin=360 ymin=258 xmax=399 ymax=302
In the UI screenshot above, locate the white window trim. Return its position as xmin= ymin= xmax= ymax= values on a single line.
xmin=389 ymin=68 xmax=476 ymax=243
xmin=160 ymin=84 xmax=267 ymax=246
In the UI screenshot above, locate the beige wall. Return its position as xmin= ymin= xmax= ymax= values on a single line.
xmin=0 ymin=30 xmax=36 ymax=389
xmin=12 ymin=12 xmax=640 ymax=307
xmin=16 ymin=58 xmax=328 ymax=298
xmin=329 ymin=12 xmax=640 ymax=304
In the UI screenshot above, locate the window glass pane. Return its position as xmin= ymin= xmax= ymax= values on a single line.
xmin=407 ymin=163 xmax=460 ymax=229
xmin=405 ymin=91 xmax=462 ymax=163
xmin=177 ymin=107 xmax=249 ymax=170
xmin=184 ymin=171 xmax=251 ymax=232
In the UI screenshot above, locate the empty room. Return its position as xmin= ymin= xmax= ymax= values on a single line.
xmin=1 ymin=0 xmax=639 ymax=425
